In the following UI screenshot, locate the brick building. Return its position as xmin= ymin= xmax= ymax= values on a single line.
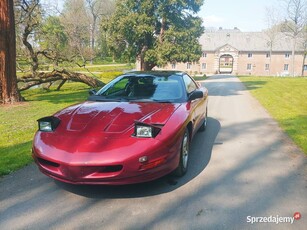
xmin=154 ymin=29 xmax=307 ymax=76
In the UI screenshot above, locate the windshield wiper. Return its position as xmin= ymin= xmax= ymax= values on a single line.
xmin=88 ymin=95 xmax=129 ymax=102
xmin=152 ymin=99 xmax=173 ymax=103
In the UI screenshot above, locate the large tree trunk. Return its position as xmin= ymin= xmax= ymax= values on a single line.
xmin=0 ymin=0 xmax=22 ymax=104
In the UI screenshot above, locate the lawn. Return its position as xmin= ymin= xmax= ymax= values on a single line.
xmin=1 ymin=68 xmax=126 ymax=176
xmin=239 ymin=76 xmax=307 ymax=154
xmin=0 ymin=83 xmax=94 ymax=176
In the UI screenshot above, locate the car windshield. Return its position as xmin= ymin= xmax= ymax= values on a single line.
xmin=93 ymin=74 xmax=185 ymax=103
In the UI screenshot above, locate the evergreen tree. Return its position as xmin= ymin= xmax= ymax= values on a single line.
xmin=108 ymin=0 xmax=204 ymax=70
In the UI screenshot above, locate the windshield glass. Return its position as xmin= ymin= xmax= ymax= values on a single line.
xmin=93 ymin=74 xmax=185 ymax=102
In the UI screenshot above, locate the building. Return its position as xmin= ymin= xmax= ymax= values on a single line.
xmin=154 ymin=28 xmax=307 ymax=76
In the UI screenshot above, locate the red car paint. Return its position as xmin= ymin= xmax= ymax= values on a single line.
xmin=32 ymin=71 xmax=208 ymax=184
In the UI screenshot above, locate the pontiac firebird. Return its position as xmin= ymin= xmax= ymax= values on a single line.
xmin=32 ymin=71 xmax=208 ymax=185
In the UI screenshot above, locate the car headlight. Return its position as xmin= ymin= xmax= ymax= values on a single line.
xmin=37 ymin=116 xmax=60 ymax=132
xmin=136 ymin=125 xmax=153 ymax=138
xmin=134 ymin=122 xmax=161 ymax=138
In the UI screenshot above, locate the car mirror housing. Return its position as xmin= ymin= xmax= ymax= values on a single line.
xmin=188 ymin=90 xmax=203 ymax=101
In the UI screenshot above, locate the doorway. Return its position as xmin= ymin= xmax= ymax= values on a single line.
xmin=219 ymin=55 xmax=234 ymax=74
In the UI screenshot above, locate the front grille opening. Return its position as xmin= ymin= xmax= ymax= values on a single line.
xmin=38 ymin=157 xmax=60 ymax=168
xmin=99 ymin=165 xmax=123 ymax=173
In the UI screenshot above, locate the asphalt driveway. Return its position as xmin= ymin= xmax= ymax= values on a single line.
xmin=0 ymin=75 xmax=306 ymax=229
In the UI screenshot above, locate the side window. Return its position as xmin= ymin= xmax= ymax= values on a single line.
xmin=183 ymin=74 xmax=198 ymax=94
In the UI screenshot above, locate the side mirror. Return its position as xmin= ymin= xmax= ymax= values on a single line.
xmin=188 ymin=90 xmax=203 ymax=101
xmin=89 ymin=89 xmax=97 ymax=95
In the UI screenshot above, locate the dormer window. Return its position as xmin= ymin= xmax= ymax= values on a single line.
xmin=248 ymin=53 xmax=253 ymax=58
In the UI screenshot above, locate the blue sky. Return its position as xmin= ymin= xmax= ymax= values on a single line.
xmin=46 ymin=0 xmax=283 ymax=32
xmin=199 ymin=0 xmax=281 ymax=31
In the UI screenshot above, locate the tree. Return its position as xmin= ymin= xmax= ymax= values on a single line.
xmin=0 ymin=0 xmax=22 ymax=104
xmin=40 ymin=15 xmax=68 ymax=68
xmin=264 ymin=6 xmax=282 ymax=76
xmin=61 ymin=0 xmax=91 ymax=65
xmin=85 ymin=0 xmax=115 ymax=63
xmin=281 ymin=0 xmax=307 ymax=76
xmin=14 ymin=0 xmax=104 ymax=91
xmin=15 ymin=0 xmax=43 ymax=76
xmin=108 ymin=0 xmax=204 ymax=71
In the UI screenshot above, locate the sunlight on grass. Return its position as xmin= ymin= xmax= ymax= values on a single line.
xmin=239 ymin=76 xmax=307 ymax=154
xmin=0 ymin=83 xmax=90 ymax=176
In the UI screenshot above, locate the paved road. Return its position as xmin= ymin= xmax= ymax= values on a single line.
xmin=1 ymin=75 xmax=306 ymax=230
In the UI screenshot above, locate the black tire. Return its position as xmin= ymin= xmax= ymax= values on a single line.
xmin=174 ymin=128 xmax=190 ymax=177
xmin=198 ymin=107 xmax=208 ymax=132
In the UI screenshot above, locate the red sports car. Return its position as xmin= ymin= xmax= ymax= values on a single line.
xmin=32 ymin=71 xmax=208 ymax=185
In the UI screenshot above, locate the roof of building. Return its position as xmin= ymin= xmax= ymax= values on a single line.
xmin=200 ymin=28 xmax=305 ymax=52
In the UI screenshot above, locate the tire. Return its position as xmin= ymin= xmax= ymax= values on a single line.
xmin=198 ymin=107 xmax=208 ymax=132
xmin=174 ymin=128 xmax=190 ymax=177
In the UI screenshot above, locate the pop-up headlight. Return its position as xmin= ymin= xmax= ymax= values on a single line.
xmin=37 ymin=116 xmax=60 ymax=132
xmin=134 ymin=122 xmax=161 ymax=138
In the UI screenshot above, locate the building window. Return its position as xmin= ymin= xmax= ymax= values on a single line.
xmin=285 ymin=53 xmax=290 ymax=58
xmin=266 ymin=53 xmax=270 ymax=58
xmin=187 ymin=62 xmax=191 ymax=70
xmin=265 ymin=64 xmax=270 ymax=70
xmin=202 ymin=52 xmax=207 ymax=58
xmin=202 ymin=63 xmax=207 ymax=69
xmin=284 ymin=64 xmax=289 ymax=71
xmin=304 ymin=65 xmax=307 ymax=71
xmin=171 ymin=63 xmax=176 ymax=69
xmin=248 ymin=53 xmax=253 ymax=58
xmin=247 ymin=64 xmax=252 ymax=70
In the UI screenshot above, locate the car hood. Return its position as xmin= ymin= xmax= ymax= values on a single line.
xmin=54 ymin=101 xmax=181 ymax=136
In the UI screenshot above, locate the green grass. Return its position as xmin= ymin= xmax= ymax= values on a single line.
xmin=61 ymin=63 xmax=134 ymax=72
xmin=0 ymin=83 xmax=91 ymax=176
xmin=239 ymin=76 xmax=307 ymax=154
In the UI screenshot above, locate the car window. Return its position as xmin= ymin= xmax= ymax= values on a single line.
xmin=183 ymin=74 xmax=198 ymax=94
xmin=104 ymin=78 xmax=129 ymax=96
xmin=96 ymin=75 xmax=185 ymax=102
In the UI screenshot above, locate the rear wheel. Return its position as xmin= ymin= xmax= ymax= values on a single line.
xmin=174 ymin=128 xmax=190 ymax=176
xmin=198 ymin=107 xmax=208 ymax=132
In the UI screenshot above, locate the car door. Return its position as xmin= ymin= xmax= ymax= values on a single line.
xmin=183 ymin=74 xmax=206 ymax=136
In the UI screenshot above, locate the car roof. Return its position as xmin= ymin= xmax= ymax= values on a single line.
xmin=122 ymin=70 xmax=186 ymax=78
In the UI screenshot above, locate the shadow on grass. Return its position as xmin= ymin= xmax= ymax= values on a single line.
xmin=23 ymin=89 xmax=89 ymax=105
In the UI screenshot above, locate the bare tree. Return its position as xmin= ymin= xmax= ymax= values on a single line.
xmin=61 ymin=0 xmax=91 ymax=65
xmin=282 ymin=0 xmax=307 ymax=76
xmin=14 ymin=0 xmax=104 ymax=92
xmin=264 ymin=6 xmax=282 ymax=75
xmin=0 ymin=0 xmax=22 ymax=104
xmin=86 ymin=0 xmax=115 ymax=64
xmin=15 ymin=0 xmax=43 ymax=76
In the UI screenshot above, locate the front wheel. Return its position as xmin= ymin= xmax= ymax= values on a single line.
xmin=174 ymin=128 xmax=190 ymax=177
